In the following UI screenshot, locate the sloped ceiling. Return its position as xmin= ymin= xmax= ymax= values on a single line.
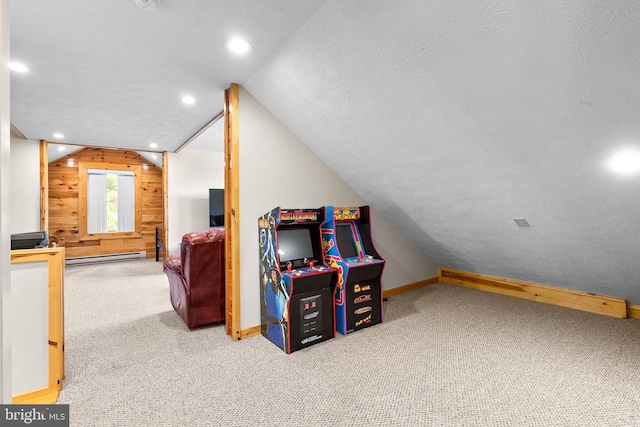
xmin=244 ymin=1 xmax=640 ymax=303
xmin=10 ymin=1 xmax=640 ymax=303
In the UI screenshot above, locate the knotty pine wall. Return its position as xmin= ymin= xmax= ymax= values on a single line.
xmin=48 ymin=147 xmax=163 ymax=259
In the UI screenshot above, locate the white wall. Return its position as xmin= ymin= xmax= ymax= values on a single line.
xmin=10 ymin=136 xmax=40 ymax=234
xmin=239 ymin=86 xmax=438 ymax=329
xmin=167 ymin=148 xmax=224 ymax=256
xmin=1 ymin=0 xmax=11 ymax=401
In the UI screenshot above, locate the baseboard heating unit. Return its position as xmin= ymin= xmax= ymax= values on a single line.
xmin=66 ymin=251 xmax=147 ymax=266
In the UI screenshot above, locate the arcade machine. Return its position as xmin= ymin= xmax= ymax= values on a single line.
xmin=258 ymin=207 xmax=338 ymax=354
xmin=321 ymin=206 xmax=385 ymax=334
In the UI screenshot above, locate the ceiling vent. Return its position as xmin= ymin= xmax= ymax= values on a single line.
xmin=513 ymin=218 xmax=530 ymax=227
xmin=134 ymin=0 xmax=161 ymax=10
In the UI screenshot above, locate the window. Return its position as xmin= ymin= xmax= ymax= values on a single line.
xmin=87 ymin=169 xmax=135 ymax=233
xmin=79 ymin=162 xmax=142 ymax=240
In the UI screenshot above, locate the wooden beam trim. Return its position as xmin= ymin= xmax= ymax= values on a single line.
xmin=439 ymin=268 xmax=627 ymax=319
xmin=225 ymin=84 xmax=241 ymax=341
xmin=174 ymin=110 xmax=225 ymax=153
xmin=10 ymin=122 xmax=26 ymax=139
xmin=224 ymin=89 xmax=232 ymax=338
xmin=161 ymin=152 xmax=169 ymax=263
xmin=40 ymin=140 xmax=49 ymax=231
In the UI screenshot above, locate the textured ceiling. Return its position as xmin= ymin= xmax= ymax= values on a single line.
xmin=186 ymin=116 xmax=225 ymax=152
xmin=10 ymin=0 xmax=324 ymax=152
xmin=10 ymin=1 xmax=640 ymax=303
xmin=244 ymin=1 xmax=640 ymax=303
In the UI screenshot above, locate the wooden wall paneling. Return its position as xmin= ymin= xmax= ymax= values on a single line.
xmin=134 ymin=165 xmax=143 ymax=236
xmin=48 ymin=147 xmax=163 ymax=259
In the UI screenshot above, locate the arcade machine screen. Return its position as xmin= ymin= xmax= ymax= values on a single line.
xmin=278 ymin=227 xmax=315 ymax=268
xmin=335 ymin=223 xmax=358 ymax=260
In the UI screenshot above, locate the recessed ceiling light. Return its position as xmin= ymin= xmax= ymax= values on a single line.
xmin=224 ymin=38 xmax=252 ymax=54
xmin=151 ymin=154 xmax=157 ymax=159
xmin=608 ymin=148 xmax=640 ymax=175
xmin=10 ymin=62 xmax=29 ymax=73
xmin=57 ymin=146 xmax=66 ymax=152
xmin=149 ymin=143 xmax=158 ymax=148
xmin=53 ymin=133 xmax=64 ymax=139
xmin=182 ymin=95 xmax=195 ymax=105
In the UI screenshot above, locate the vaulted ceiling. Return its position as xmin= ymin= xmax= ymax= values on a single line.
xmin=10 ymin=1 xmax=640 ymax=303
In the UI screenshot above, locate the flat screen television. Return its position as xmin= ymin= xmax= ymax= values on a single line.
xmin=336 ymin=223 xmax=359 ymax=259
xmin=209 ymin=188 xmax=224 ymax=227
xmin=277 ymin=227 xmax=315 ymax=266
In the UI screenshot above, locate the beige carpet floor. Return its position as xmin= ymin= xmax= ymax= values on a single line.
xmin=57 ymin=259 xmax=640 ymax=426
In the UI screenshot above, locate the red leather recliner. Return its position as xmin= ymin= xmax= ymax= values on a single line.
xmin=165 ymin=228 xmax=225 ymax=329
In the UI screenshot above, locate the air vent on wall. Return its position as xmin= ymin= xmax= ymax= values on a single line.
xmin=134 ymin=0 xmax=161 ymax=10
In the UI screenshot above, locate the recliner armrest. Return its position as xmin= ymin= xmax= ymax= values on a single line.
xmin=165 ymin=254 xmax=182 ymax=274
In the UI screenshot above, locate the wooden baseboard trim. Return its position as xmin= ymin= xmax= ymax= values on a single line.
xmin=383 ymin=276 xmax=439 ymax=298
xmin=240 ymin=324 xmax=261 ymax=339
xmin=13 ymin=387 xmax=59 ymax=404
xmin=628 ymin=304 xmax=640 ymax=319
xmin=439 ymin=268 xmax=627 ymax=319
